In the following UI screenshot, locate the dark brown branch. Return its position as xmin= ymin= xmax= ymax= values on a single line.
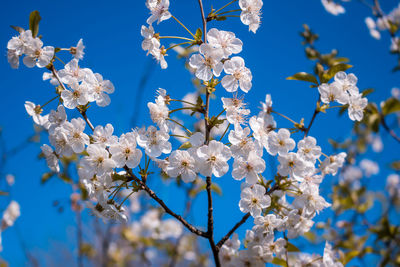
xmin=381 ymin=115 xmax=400 ymax=144
xmin=304 ymin=100 xmax=320 ymax=137
xmin=216 ymin=213 xmax=250 ymax=249
xmin=125 ymin=168 xmax=208 ymax=238
xmin=197 ymin=0 xmax=221 ymax=266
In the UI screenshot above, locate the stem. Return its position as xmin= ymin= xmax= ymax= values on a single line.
xmin=213 ymin=0 xmax=238 ymax=15
xmin=326 ymin=105 xmax=343 ymax=109
xmin=166 ymin=41 xmax=193 ymax=52
xmin=216 ymin=9 xmax=241 ymax=16
xmin=170 ymin=99 xmax=197 ymax=106
xmin=271 ymin=110 xmax=298 ymax=125
xmin=222 ymin=15 xmax=240 ymax=18
xmin=304 ymin=101 xmax=320 ymax=137
xmin=215 ymin=213 xmax=250 ymax=249
xmin=171 ymin=15 xmax=197 ymax=39
xmin=169 ymin=106 xmax=196 ymax=114
xmin=40 ymin=95 xmax=59 ymax=109
xmin=215 ymin=108 xmax=226 ymax=119
xmin=54 ymin=55 xmax=66 ymax=65
xmin=218 ymin=123 xmax=231 ymax=141
xmin=170 ymin=134 xmax=190 ymax=139
xmin=81 ymin=111 xmax=95 ymax=131
xmin=159 ymin=36 xmax=194 ymax=41
xmin=167 ymin=118 xmax=192 ymax=134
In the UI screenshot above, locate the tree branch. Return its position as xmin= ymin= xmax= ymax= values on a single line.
xmin=304 ymin=100 xmax=320 ymax=137
xmin=381 ymin=115 xmax=400 ymax=144
xmin=197 ymin=0 xmax=221 ymax=265
xmin=125 ymin=168 xmax=208 ymax=238
xmin=216 ymin=213 xmax=250 ymax=250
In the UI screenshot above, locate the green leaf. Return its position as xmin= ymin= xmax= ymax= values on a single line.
xmin=112 ymin=172 xmax=128 ymax=182
xmin=382 ymin=97 xmax=400 ymax=116
xmin=287 ymin=242 xmax=300 ymax=252
xmin=390 ymin=161 xmax=400 ymax=171
xmin=271 ymin=257 xmax=287 ymax=266
xmin=342 ymin=250 xmax=359 ymax=265
xmin=10 ymin=25 xmax=25 ymax=33
xmin=178 ymin=141 xmax=192 ymax=149
xmin=195 ymin=28 xmax=202 ymax=41
xmin=303 ymin=231 xmax=317 ymax=242
xmin=361 ymin=88 xmax=374 ymax=97
xmin=189 ymin=183 xmax=222 ymax=197
xmin=29 ymin=10 xmax=41 ymax=38
xmin=323 ymin=63 xmax=353 ymax=82
xmin=41 ymin=172 xmax=54 ymax=184
xmin=286 ymin=72 xmax=318 ymax=85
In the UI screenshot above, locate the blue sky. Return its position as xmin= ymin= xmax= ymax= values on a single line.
xmin=0 ymin=0 xmax=399 ymax=265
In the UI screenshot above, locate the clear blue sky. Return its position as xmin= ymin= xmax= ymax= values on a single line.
xmin=0 ymin=0 xmax=399 ymax=265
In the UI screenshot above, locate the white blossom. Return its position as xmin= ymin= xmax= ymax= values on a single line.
xmin=61 ymin=82 xmax=90 ymax=109
xmin=221 ymin=56 xmax=252 ymax=93
xmin=137 ymin=126 xmax=172 ymax=158
xmin=1 ymin=201 xmax=20 ymax=230
xmin=189 ymin=44 xmax=223 ymax=81
xmin=166 ymin=150 xmax=197 ymax=183
xmin=22 ymin=38 xmax=54 ymax=68
xmin=348 ymin=93 xmax=367 ymax=121
xmin=206 ymin=28 xmax=243 ymax=58
xmin=267 ymin=128 xmax=295 ymax=156
xmin=92 ymin=124 xmax=118 ymax=147
xmin=87 ymin=73 xmax=115 ymax=107
xmin=109 ymin=132 xmax=142 ymax=168
xmin=321 ymin=0 xmax=345 ymax=16
xmin=232 ymin=151 xmax=265 ymax=184
xmin=196 ymin=140 xmax=231 ymax=177
xmin=24 ymin=101 xmax=49 ymax=127
xmin=146 ymin=0 xmax=171 ymax=25
xmin=71 ymin=39 xmax=85 ymax=59
xmin=41 ymin=144 xmax=60 ymax=172
xmin=239 ymin=184 xmax=271 ymax=217
xmin=239 ymin=0 xmax=263 ymax=33
xmin=80 ymin=144 xmax=115 ymax=176
xmin=63 ymin=118 xmax=90 ymax=153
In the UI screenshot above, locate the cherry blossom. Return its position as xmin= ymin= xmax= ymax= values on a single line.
xmin=109 ymin=132 xmax=142 ymax=168
xmin=221 ymin=56 xmax=252 ymax=93
xmin=239 ymin=185 xmax=270 ymax=218
xmin=196 ymin=140 xmax=231 ymax=177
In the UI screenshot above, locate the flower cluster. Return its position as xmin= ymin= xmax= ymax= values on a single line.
xmin=318 ymin=71 xmax=368 ymax=121
xmin=7 ymin=1 xmax=372 ymax=266
xmin=7 ymin=29 xmax=54 ymax=69
xmin=365 ymin=3 xmax=400 ymax=41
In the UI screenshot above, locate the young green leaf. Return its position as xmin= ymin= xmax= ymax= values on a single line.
xmin=381 ymin=97 xmax=400 ymax=116
xmin=286 ymin=72 xmax=319 ymax=85
xmin=29 ymin=10 xmax=41 ymax=38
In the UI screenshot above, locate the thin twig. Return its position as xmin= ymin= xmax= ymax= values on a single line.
xmin=304 ymin=100 xmax=320 ymax=137
xmin=381 ymin=114 xmax=400 ymax=144
xmin=215 ymin=213 xmax=250 ymax=249
xmin=197 ymin=0 xmax=221 ymax=266
xmin=125 ymin=167 xmax=207 ymax=237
